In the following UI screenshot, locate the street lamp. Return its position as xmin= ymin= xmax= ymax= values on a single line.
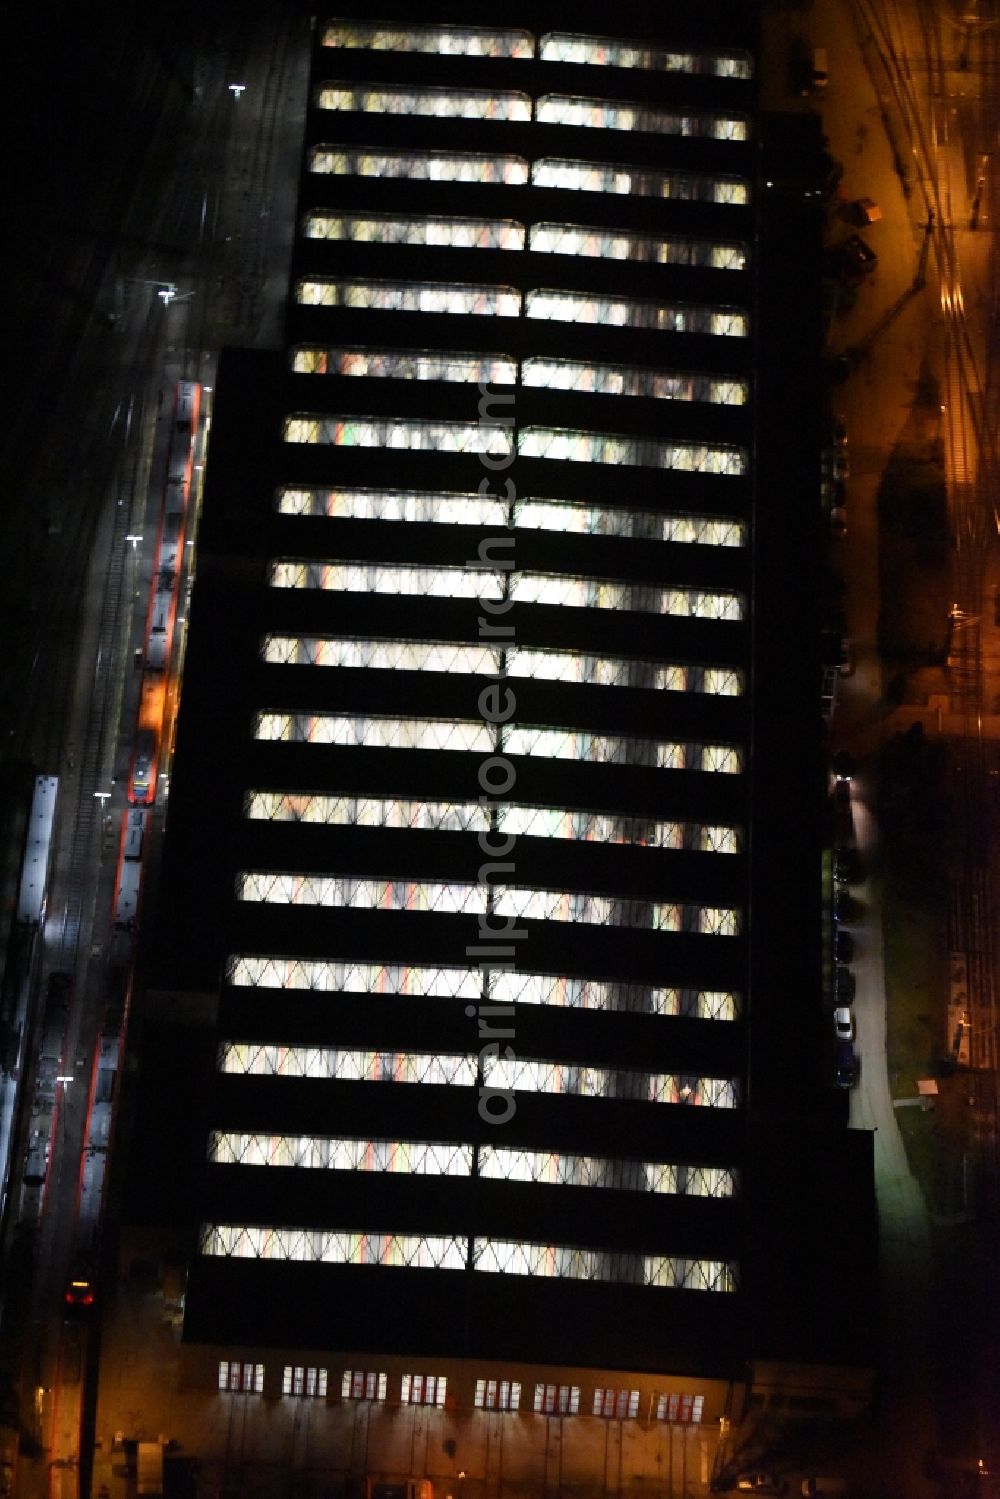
xmin=229 ymin=83 xmax=246 ymax=99
xmin=158 ymin=285 xmax=195 ymax=306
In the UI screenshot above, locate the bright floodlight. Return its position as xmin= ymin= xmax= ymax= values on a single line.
xmin=229 ymin=84 xmax=246 ymax=99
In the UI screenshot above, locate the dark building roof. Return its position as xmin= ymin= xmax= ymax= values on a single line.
xmin=118 ymin=4 xmax=876 ymax=1382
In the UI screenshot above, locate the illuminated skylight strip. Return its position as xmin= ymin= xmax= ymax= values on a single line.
xmin=243 ymin=791 xmax=742 ymax=852
xmin=225 ymin=957 xmax=741 ymax=1020
xmin=275 ymin=488 xmax=747 ymax=546
xmin=251 ymin=713 xmax=744 ymax=773
xmin=235 ymin=871 xmax=741 ymax=936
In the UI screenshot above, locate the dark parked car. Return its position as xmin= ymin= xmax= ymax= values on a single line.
xmin=832 ymin=751 xmax=856 ymax=780
xmin=842 ymin=233 xmax=878 ymax=274
xmin=44 ymin=971 xmax=71 ymax=1023
xmin=834 ymin=928 xmax=855 ymax=963
xmin=834 ymin=847 xmax=860 ymax=883
xmin=848 ymin=196 xmax=882 ymax=225
xmin=833 ymin=887 xmax=855 ymax=922
xmin=63 ymin=1272 xmax=96 ymax=1316
xmin=835 ymin=1040 xmax=860 ymax=1088
xmin=834 ymin=965 xmax=856 ymax=1002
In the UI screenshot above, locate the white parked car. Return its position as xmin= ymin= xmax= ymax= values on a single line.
xmin=834 ymin=1006 xmax=854 ymax=1042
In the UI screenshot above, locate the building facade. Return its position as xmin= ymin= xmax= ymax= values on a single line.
xmin=97 ymin=8 xmax=876 ymax=1498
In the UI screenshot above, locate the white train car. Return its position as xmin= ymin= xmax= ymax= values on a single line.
xmin=16 ymin=775 xmax=58 ymax=926
xmin=109 ymin=810 xmax=147 ymax=965
xmin=130 ymin=381 xmax=201 ymax=804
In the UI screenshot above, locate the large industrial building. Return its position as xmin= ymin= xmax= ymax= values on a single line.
xmin=98 ymin=6 xmax=876 ymax=1496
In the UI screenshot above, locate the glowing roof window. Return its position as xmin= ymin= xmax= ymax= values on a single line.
xmin=535 ymin=95 xmax=748 ymax=141
xmin=321 ymin=22 xmax=534 ymax=59
xmin=538 ymin=32 xmax=751 ymax=79
xmin=202 ymin=1223 xmax=469 ymax=1269
xmin=277 ymin=487 xmax=509 ymax=524
xmin=252 ymin=712 xmax=743 ymax=773
xmin=310 ymin=145 xmax=529 ymax=185
xmin=524 ymin=289 xmax=747 ymax=336
xmin=297 ymin=279 xmax=521 ymax=316
xmin=292 ymin=348 xmax=517 ymax=383
xmin=260 ymin=636 xmax=745 ymax=695
xmin=529 ymin=221 xmax=746 ymax=269
xmin=209 ymin=1135 xmax=733 ymax=1198
xmin=521 ymin=360 xmax=747 ymax=405
xmin=262 ymin=637 xmax=498 ymax=673
xmin=243 ymin=791 xmax=741 ymax=852
xmin=275 ymin=487 xmax=746 ymax=542
xmin=227 ymin=958 xmax=482 ymax=998
xmin=482 ymin=1056 xmax=740 ymax=1107
xmin=531 ymin=159 xmax=747 ymax=205
xmin=216 ymin=1042 xmax=738 ymax=1105
xmin=199 ymin=1224 xmax=737 ymax=1291
xmin=478 ymin=1147 xmax=738 ymax=1196
xmin=235 ymin=870 xmax=740 ymax=937
xmin=218 ymin=1043 xmax=476 ymax=1085
xmin=225 ymin=956 xmax=740 ymax=1019
xmin=519 ymin=428 xmax=746 ymax=474
xmin=316 ymin=83 xmax=532 ymax=121
xmin=210 ymin=1132 xmax=474 ymax=1176
xmin=283 ymin=414 xmax=512 ymax=454
xmin=269 ymin=561 xmax=504 ymax=600
xmin=304 ymin=214 xmax=524 ymax=250
xmin=267 ymin=560 xmax=744 ymax=619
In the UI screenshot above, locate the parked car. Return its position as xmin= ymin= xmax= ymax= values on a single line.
xmin=834 ymin=847 xmax=860 ymax=883
xmin=833 ymin=887 xmax=855 ymax=922
xmin=832 ymin=751 xmax=855 ymax=781
xmin=831 ymin=453 xmax=850 ymax=482
xmin=736 ymin=1478 xmax=785 ymax=1496
xmin=802 ymin=1477 xmax=848 ymax=1496
xmin=830 ymin=506 xmax=847 ymax=539
xmin=834 ymin=928 xmax=855 ymax=963
xmin=842 ymin=233 xmax=878 ymax=274
xmin=834 ymin=965 xmax=856 ymax=1002
xmin=835 ymin=1040 xmax=860 ymax=1088
xmin=834 ymin=1006 xmax=855 ymax=1042
xmin=828 ymin=350 xmax=854 ymax=383
xmin=63 ymin=1272 xmax=96 ymax=1315
xmin=849 ymin=196 xmax=882 ymax=225
xmin=831 ymin=415 xmax=848 ymax=447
